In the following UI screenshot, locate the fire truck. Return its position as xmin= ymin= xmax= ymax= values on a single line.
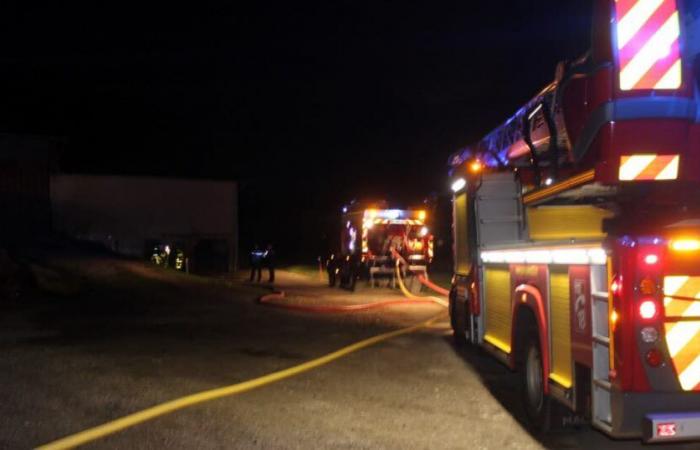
xmin=328 ymin=202 xmax=434 ymax=291
xmin=448 ymin=0 xmax=700 ymax=443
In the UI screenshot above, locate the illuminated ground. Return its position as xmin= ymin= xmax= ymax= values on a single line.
xmin=0 ymin=255 xmax=696 ymax=449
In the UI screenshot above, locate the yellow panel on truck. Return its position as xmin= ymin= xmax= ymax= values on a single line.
xmin=527 ymin=205 xmax=612 ymax=241
xmin=454 ymin=192 xmax=470 ymax=275
xmin=484 ymin=266 xmax=512 ymax=353
xmin=550 ymin=266 xmax=573 ymax=388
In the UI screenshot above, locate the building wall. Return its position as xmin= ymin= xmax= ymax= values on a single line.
xmin=50 ymin=175 xmax=238 ymax=271
xmin=0 ymin=134 xmax=58 ymax=243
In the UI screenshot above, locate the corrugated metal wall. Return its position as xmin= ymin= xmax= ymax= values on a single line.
xmin=484 ymin=266 xmax=513 ymax=353
xmin=550 ymin=266 xmax=573 ymax=388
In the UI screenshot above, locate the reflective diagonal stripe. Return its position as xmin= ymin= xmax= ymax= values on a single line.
xmin=678 ymin=351 xmax=700 ymax=391
xmin=654 ymin=154 xmax=680 ymax=180
xmin=619 ymin=154 xmax=657 ymax=180
xmin=619 ymin=154 xmax=679 ymax=180
xmin=664 ymin=276 xmax=700 ymax=391
xmin=617 ymin=0 xmax=665 ymax=50
xmin=655 ymin=59 xmax=682 ymax=89
xmin=616 ymin=0 xmax=682 ymax=91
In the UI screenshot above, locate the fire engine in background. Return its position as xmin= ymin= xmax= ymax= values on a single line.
xmin=448 ymin=0 xmax=700 ymax=443
xmin=327 ymin=201 xmax=434 ymax=291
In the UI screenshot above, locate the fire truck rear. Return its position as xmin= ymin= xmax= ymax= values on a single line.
xmin=328 ymin=202 xmax=434 ymax=291
xmin=448 ymin=0 xmax=700 ymax=442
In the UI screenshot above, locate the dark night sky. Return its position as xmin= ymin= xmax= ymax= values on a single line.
xmin=1 ymin=1 xmax=592 ymax=259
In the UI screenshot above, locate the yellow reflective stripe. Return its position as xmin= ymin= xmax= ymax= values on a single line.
xmin=678 ymin=353 xmax=700 ymax=390
xmin=484 ymin=334 xmax=512 ymax=354
xmin=666 ymin=308 xmax=700 ymax=357
xmin=664 ymin=276 xmax=700 ymax=391
xmin=619 ymin=154 xmax=656 ymax=180
xmin=620 ymin=12 xmax=681 ymax=90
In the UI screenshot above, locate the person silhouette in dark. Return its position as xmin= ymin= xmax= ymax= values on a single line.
xmin=249 ymin=244 xmax=263 ymax=282
xmin=264 ymin=243 xmax=275 ymax=283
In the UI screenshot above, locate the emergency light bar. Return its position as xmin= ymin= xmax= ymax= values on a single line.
xmin=363 ymin=209 xmax=427 ymax=221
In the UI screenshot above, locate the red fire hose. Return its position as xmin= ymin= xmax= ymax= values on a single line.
xmin=259 ymin=291 xmax=436 ymax=313
xmin=417 ymin=275 xmax=450 ymax=296
xmin=389 ymin=248 xmax=450 ymax=297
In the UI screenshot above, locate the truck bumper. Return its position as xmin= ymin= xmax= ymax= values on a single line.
xmin=611 ymin=390 xmax=700 ymax=442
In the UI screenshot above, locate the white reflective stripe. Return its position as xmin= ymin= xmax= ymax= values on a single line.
xmin=617 ymin=0 xmax=665 ymax=50
xmin=655 ymin=154 xmax=680 ymax=180
xmin=620 ymin=12 xmax=680 ymax=90
xmin=664 ymin=276 xmax=689 ymax=306
xmin=481 ymin=247 xmax=605 ymax=265
xmin=619 ymin=154 xmax=657 ymax=180
xmin=525 ymin=250 xmax=552 ymax=264
xmin=552 ymin=249 xmax=589 ymax=264
xmin=654 ymin=59 xmax=682 ymax=90
xmin=678 ymin=353 xmax=700 ymax=390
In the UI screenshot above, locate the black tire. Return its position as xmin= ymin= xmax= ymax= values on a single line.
xmin=450 ymin=289 xmax=469 ymax=346
xmin=522 ymin=336 xmax=551 ymax=433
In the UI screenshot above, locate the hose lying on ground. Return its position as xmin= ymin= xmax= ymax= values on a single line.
xmin=389 ymin=250 xmax=448 ymax=308
xmin=416 ymin=275 xmax=450 ymax=296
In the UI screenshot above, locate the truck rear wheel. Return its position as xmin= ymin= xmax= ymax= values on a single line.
xmin=449 ymin=289 xmax=469 ymax=346
xmin=522 ymin=336 xmax=551 ymax=432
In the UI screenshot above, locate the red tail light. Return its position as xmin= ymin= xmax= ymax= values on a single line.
xmin=646 ymin=348 xmax=664 ymax=367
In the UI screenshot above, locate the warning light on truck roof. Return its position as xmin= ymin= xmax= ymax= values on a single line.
xmin=469 ymin=160 xmax=483 ymax=174
xmin=670 ymin=239 xmax=700 ymax=252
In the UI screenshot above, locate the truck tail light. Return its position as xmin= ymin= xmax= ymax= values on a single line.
xmin=644 ymin=253 xmax=659 ymax=265
xmin=640 ymin=300 xmax=659 ymax=320
xmin=646 ymin=348 xmax=664 ymax=367
xmin=641 ymin=327 xmax=659 ymax=343
xmin=611 ymin=275 xmax=623 ymax=297
xmin=610 ymin=309 xmax=620 ymax=331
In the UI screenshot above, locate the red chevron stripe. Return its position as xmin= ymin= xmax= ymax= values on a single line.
xmin=619 ymin=0 xmax=677 ymax=69
xmin=634 ymin=155 xmax=673 ymax=179
xmin=616 ymin=0 xmax=638 ymax=22
xmin=694 ymin=379 xmax=700 ymax=391
xmin=633 ymin=39 xmax=680 ymax=89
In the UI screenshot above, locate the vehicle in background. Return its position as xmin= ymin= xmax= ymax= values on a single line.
xmin=327 ymin=202 xmax=434 ymax=291
xmin=448 ymin=0 xmax=700 ymax=443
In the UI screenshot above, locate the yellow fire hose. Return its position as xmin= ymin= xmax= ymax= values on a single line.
xmin=392 ymin=251 xmax=448 ymax=308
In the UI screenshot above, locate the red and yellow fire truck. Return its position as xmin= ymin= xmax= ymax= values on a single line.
xmin=448 ymin=0 xmax=700 ymax=442
xmin=328 ymin=201 xmax=434 ymax=290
